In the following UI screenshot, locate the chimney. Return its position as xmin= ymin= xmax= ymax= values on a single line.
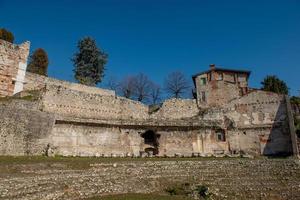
xmin=209 ymin=64 xmax=216 ymax=70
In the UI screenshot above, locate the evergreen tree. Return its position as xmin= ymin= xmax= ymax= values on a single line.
xmin=261 ymin=75 xmax=289 ymax=95
xmin=27 ymin=48 xmax=49 ymax=76
xmin=72 ymin=37 xmax=107 ymax=86
xmin=0 ymin=28 xmax=14 ymax=43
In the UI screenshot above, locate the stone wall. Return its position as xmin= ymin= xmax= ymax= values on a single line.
xmin=49 ymin=123 xmax=144 ymax=157
xmin=48 ymin=122 xmax=230 ymax=157
xmin=0 ymin=39 xmax=30 ymax=97
xmin=0 ymin=89 xmax=294 ymax=157
xmin=41 ymin=84 xmax=149 ymax=120
xmin=150 ymin=98 xmax=199 ymax=120
xmin=0 ymin=63 xmax=295 ymax=157
xmin=24 ymin=72 xmax=115 ymax=96
xmin=0 ymin=102 xmax=55 ymax=155
xmin=224 ymin=90 xmax=293 ymax=155
xmin=158 ymin=129 xmax=229 ymax=156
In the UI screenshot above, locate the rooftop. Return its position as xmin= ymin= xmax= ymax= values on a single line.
xmin=192 ymin=64 xmax=251 ymax=79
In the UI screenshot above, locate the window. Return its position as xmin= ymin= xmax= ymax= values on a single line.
xmin=216 ymin=72 xmax=223 ymax=81
xmin=239 ymin=87 xmax=248 ymax=96
xmin=200 ymin=77 xmax=207 ymax=85
xmin=208 ymin=73 xmax=212 ymax=81
xmin=238 ymin=74 xmax=246 ymax=82
xmin=201 ymin=91 xmax=206 ymax=102
xmin=216 ymin=130 xmax=226 ymax=142
xmin=226 ymin=73 xmax=236 ymax=83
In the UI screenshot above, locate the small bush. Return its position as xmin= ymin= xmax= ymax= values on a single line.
xmin=195 ymin=185 xmax=211 ymax=199
xmin=165 ymin=183 xmax=212 ymax=199
xmin=0 ymin=28 xmax=14 ymax=43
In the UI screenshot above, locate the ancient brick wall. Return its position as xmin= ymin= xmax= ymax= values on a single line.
xmin=0 ymin=39 xmax=30 ymax=97
xmin=224 ymin=90 xmax=293 ymax=155
xmin=0 ymin=89 xmax=293 ymax=157
xmin=49 ymin=123 xmax=145 ymax=157
xmin=150 ymin=98 xmax=199 ymax=120
xmin=47 ymin=121 xmax=232 ymax=157
xmin=41 ymin=84 xmax=149 ymax=120
xmin=0 ymin=66 xmax=295 ymax=157
xmin=0 ymin=102 xmax=55 ymax=155
xmin=24 ymin=72 xmax=115 ymax=96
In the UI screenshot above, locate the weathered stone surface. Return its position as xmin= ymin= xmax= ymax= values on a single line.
xmin=0 ymin=104 xmax=55 ymax=155
xmin=0 ymin=39 xmax=297 ymax=158
xmin=0 ymin=39 xmax=29 ymax=97
xmin=24 ymin=72 xmax=115 ymax=96
xmin=0 ymin=159 xmax=299 ymax=200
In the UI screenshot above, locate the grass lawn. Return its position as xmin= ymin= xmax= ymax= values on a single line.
xmin=0 ymin=155 xmax=248 ymax=168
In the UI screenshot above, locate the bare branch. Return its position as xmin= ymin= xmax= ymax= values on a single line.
xmin=149 ymin=82 xmax=162 ymax=104
xmin=164 ymin=71 xmax=190 ymax=98
xmin=105 ymin=76 xmax=120 ymax=91
xmin=119 ymin=76 xmax=136 ymax=99
xmin=132 ymin=73 xmax=152 ymax=102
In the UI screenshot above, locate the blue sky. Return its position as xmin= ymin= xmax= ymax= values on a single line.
xmin=1 ymin=0 xmax=299 ymax=95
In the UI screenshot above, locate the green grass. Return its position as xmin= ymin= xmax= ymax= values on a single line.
xmin=0 ymin=155 xmax=289 ymax=175
xmin=0 ymin=155 xmax=250 ymax=165
xmin=87 ymin=193 xmax=191 ymax=200
xmin=0 ymin=155 xmax=250 ymax=174
xmin=0 ymin=90 xmax=40 ymax=102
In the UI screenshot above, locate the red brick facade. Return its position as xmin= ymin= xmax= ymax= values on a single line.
xmin=0 ymin=39 xmax=30 ymax=97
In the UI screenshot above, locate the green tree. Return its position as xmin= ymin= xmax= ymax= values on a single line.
xmin=72 ymin=37 xmax=107 ymax=86
xmin=290 ymin=96 xmax=300 ymax=104
xmin=27 ymin=48 xmax=49 ymax=76
xmin=0 ymin=28 xmax=14 ymax=43
xmin=261 ymin=75 xmax=289 ymax=95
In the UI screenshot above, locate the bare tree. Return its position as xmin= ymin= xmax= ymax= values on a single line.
xmin=119 ymin=76 xmax=136 ymax=99
xmin=132 ymin=73 xmax=152 ymax=102
xmin=164 ymin=71 xmax=190 ymax=98
xmin=105 ymin=76 xmax=120 ymax=91
xmin=149 ymin=82 xmax=162 ymax=104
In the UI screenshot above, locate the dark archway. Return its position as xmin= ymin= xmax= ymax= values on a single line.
xmin=141 ymin=130 xmax=160 ymax=155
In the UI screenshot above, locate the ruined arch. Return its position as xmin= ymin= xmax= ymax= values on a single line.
xmin=141 ymin=130 xmax=160 ymax=156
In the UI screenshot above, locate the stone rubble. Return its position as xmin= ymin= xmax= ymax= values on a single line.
xmin=0 ymin=159 xmax=299 ymax=200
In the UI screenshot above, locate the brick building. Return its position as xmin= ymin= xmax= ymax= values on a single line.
xmin=193 ymin=64 xmax=251 ymax=107
xmin=0 ymin=39 xmax=30 ymax=97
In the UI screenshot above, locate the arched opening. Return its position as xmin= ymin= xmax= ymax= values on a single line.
xmin=141 ymin=130 xmax=160 ymax=156
xmin=216 ymin=129 xmax=226 ymax=142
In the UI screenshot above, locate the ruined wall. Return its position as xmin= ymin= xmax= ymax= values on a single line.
xmin=0 ymin=39 xmax=30 ymax=97
xmin=24 ymin=72 xmax=115 ymax=96
xmin=224 ymin=90 xmax=292 ymax=155
xmin=0 ymin=63 xmax=294 ymax=157
xmin=48 ymin=123 xmax=229 ymax=157
xmin=49 ymin=123 xmax=144 ymax=157
xmin=150 ymin=98 xmax=199 ymax=120
xmin=158 ymin=129 xmax=229 ymax=156
xmin=41 ymin=84 xmax=149 ymax=120
xmin=49 ymin=121 xmax=197 ymax=157
xmin=0 ymin=102 xmax=55 ymax=155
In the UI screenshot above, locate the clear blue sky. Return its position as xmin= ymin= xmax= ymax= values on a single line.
xmin=1 ymin=0 xmax=299 ymax=95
